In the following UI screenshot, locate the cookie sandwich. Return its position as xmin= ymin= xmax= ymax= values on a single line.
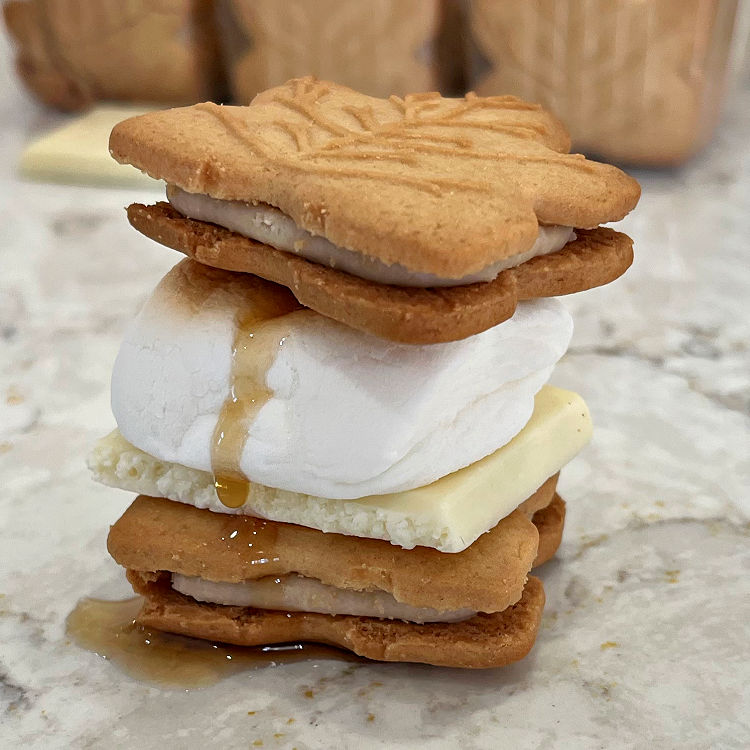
xmin=89 ymin=79 xmax=639 ymax=669
xmin=109 ymin=77 xmax=639 ymax=344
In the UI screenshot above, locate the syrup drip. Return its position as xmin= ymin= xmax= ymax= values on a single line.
xmin=211 ymin=288 xmax=302 ymax=509
xmin=216 ymin=512 xmax=281 ymax=567
xmin=66 ymin=597 xmax=354 ymax=688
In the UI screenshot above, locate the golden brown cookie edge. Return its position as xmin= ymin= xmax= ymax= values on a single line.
xmin=129 ymin=570 xmax=545 ymax=669
xmin=127 ymin=202 xmax=633 ymax=344
xmin=531 ymin=493 xmax=566 ymax=568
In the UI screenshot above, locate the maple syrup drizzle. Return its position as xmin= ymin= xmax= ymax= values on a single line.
xmin=216 ymin=512 xmax=282 ymax=567
xmin=212 ymin=288 xmax=302 ymax=509
xmin=66 ymin=597 xmax=353 ymax=688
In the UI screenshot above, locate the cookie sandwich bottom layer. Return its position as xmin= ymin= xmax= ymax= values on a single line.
xmin=167 ymin=494 xmax=565 ymax=623
xmin=168 ymin=494 xmax=565 ymax=624
xmin=128 ymin=571 xmax=546 ymax=669
xmin=108 ymin=482 xmax=558 ymax=616
xmin=107 ymin=483 xmax=564 ymax=667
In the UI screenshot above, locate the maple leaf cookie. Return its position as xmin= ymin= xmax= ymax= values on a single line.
xmin=110 ymin=77 xmax=639 ymax=343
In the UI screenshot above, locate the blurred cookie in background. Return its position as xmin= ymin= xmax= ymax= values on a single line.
xmin=467 ymin=0 xmax=748 ymax=165
xmin=3 ymin=0 xmax=224 ymax=111
xmin=217 ymin=0 xmax=440 ymax=102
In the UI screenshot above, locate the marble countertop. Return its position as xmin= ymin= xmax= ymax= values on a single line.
xmin=1 ymin=34 xmax=748 ymax=750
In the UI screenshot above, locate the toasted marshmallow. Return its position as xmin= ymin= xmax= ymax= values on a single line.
xmin=167 ymin=185 xmax=575 ymax=287
xmin=172 ymin=574 xmax=476 ymax=624
xmin=111 ymin=260 xmax=572 ymax=499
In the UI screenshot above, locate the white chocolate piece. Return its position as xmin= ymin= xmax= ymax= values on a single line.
xmin=89 ymin=386 xmax=592 ymax=552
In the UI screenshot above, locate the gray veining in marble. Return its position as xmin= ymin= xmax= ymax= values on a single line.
xmin=0 ymin=30 xmax=748 ymax=750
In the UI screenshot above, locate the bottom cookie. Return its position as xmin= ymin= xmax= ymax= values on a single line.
xmin=531 ymin=493 xmax=566 ymax=568
xmin=128 ymin=571 xmax=545 ymax=669
xmin=110 ymin=486 xmax=565 ymax=669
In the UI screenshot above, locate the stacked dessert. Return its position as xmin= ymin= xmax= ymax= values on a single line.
xmin=89 ymin=78 xmax=639 ymax=668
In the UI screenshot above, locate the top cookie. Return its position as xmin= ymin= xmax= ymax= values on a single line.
xmin=110 ymin=77 xmax=639 ymax=279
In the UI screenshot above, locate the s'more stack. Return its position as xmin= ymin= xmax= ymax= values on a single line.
xmin=89 ymin=78 xmax=639 ymax=668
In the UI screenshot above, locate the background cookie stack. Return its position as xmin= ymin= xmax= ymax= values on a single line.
xmin=5 ymin=0 xmax=746 ymax=165
xmin=88 ymin=78 xmax=639 ymax=668
xmin=2 ymin=0 xmax=442 ymax=108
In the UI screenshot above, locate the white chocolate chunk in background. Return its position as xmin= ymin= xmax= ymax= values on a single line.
xmin=20 ymin=106 xmax=162 ymax=188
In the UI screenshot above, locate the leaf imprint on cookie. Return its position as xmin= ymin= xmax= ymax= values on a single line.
xmin=193 ymin=79 xmax=596 ymax=200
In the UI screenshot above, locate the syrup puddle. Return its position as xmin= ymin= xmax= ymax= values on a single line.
xmin=66 ymin=597 xmax=355 ymax=688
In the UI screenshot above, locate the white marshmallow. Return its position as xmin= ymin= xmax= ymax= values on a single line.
xmin=111 ymin=261 xmax=572 ymax=499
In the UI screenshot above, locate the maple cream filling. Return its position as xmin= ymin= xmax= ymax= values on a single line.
xmin=171 ymin=573 xmax=476 ymax=624
xmin=167 ymin=185 xmax=575 ymax=288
